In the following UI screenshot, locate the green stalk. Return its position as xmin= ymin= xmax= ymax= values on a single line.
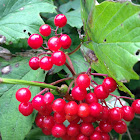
xmin=0 ymin=77 xmax=58 ymax=90
xmin=118 ymin=134 xmax=122 ymax=140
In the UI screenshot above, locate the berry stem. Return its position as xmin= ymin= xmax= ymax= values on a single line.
xmin=90 ymin=73 xmax=108 ymax=77
xmin=65 ymin=62 xmax=76 ymax=76
xmin=68 ymin=44 xmax=81 ymax=55
xmin=118 ymin=134 xmax=122 ymax=140
xmin=91 ymin=80 xmax=98 ymax=85
xmin=37 ymin=88 xmax=49 ymax=95
xmin=37 ymin=52 xmax=52 ymax=57
xmin=109 ymin=93 xmax=135 ymax=101
xmin=41 ymin=45 xmax=49 ymax=50
xmin=51 ymin=77 xmax=74 ymax=85
xmin=66 ymin=54 xmax=76 ymax=74
xmin=0 ymin=77 xmax=58 ymax=90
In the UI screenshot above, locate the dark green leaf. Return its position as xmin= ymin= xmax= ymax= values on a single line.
xmin=0 ymin=56 xmax=45 ymax=140
xmin=0 ymin=0 xmax=56 ymax=44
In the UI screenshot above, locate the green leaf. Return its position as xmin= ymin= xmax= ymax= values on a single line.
xmin=0 ymin=0 xmax=56 ymax=44
xmin=81 ymin=1 xmax=140 ymax=96
xmin=0 ymin=56 xmax=45 ymax=140
xmin=59 ymin=0 xmax=83 ymax=28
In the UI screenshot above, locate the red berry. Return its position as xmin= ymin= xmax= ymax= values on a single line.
xmin=99 ymin=121 xmax=112 ymax=133
xmin=67 ymin=123 xmax=80 ymax=137
xmin=40 ymin=56 xmax=53 ymax=70
xmin=90 ymin=131 xmax=102 ymax=140
xmin=102 ymin=132 xmax=110 ymax=140
xmin=132 ymin=99 xmax=140 ymax=114
xmin=28 ymin=34 xmax=43 ymax=49
xmin=39 ymin=103 xmax=52 ymax=116
xmin=78 ymin=103 xmax=90 ymax=118
xmin=54 ymin=112 xmax=66 ymax=123
xmin=122 ymin=106 xmax=135 ymax=121
xmin=43 ymin=92 xmax=54 ymax=104
xmin=29 ymin=57 xmax=40 ymax=70
xmin=52 ymin=124 xmax=66 ymax=138
xmin=35 ymin=113 xmax=44 ymax=128
xmin=59 ymin=34 xmax=72 ymax=49
xmin=100 ymin=106 xmax=110 ymax=121
xmin=80 ymin=122 xmax=94 ymax=136
xmin=113 ymin=120 xmax=127 ymax=134
xmin=51 ymin=51 xmax=66 ymax=66
xmin=94 ymin=85 xmax=109 ymax=99
xmin=16 ymin=88 xmax=31 ymax=102
xmin=42 ymin=116 xmax=55 ymax=129
xmin=89 ymin=102 xmax=103 ymax=117
xmin=65 ymin=101 xmax=78 ymax=115
xmin=32 ymin=95 xmax=46 ymax=111
xmin=102 ymin=77 xmax=117 ymax=93
xmin=19 ymin=102 xmax=33 ymax=116
xmin=48 ymin=36 xmax=61 ymax=51
xmin=77 ymin=134 xmax=89 ymax=140
xmin=82 ymin=115 xmax=96 ymax=123
xmin=39 ymin=24 xmax=51 ymax=36
xmin=95 ymin=126 xmax=102 ymax=133
xmin=42 ymin=128 xmax=52 ymax=135
xmin=66 ymin=114 xmax=80 ymax=124
xmin=71 ymin=86 xmax=87 ymax=101
xmin=52 ymin=98 xmax=66 ymax=112
xmin=76 ymin=74 xmax=90 ymax=89
xmin=85 ymin=93 xmax=98 ymax=104
xmin=54 ymin=14 xmax=67 ymax=28
xmin=110 ymin=107 xmax=123 ymax=121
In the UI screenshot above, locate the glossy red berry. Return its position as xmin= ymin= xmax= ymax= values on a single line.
xmin=51 ymin=51 xmax=66 ymax=66
xmin=48 ymin=36 xmax=61 ymax=51
xmin=52 ymin=124 xmax=66 ymax=138
xmin=35 ymin=113 xmax=44 ymax=128
xmin=65 ymin=101 xmax=78 ymax=115
xmin=110 ymin=107 xmax=123 ymax=121
xmin=42 ymin=128 xmax=52 ymax=135
xmin=43 ymin=92 xmax=54 ymax=104
xmin=42 ymin=116 xmax=55 ymax=129
xmin=89 ymin=102 xmax=103 ymax=117
xmin=54 ymin=14 xmax=67 ymax=28
xmin=90 ymin=131 xmax=102 ymax=140
xmin=32 ymin=95 xmax=46 ymax=111
xmin=85 ymin=93 xmax=98 ymax=104
xmin=52 ymin=98 xmax=66 ymax=112
xmin=71 ymin=86 xmax=87 ymax=101
xmin=67 ymin=123 xmax=80 ymax=137
xmin=28 ymin=34 xmax=43 ymax=49
xmin=59 ymin=34 xmax=72 ymax=49
xmin=76 ymin=74 xmax=90 ymax=89
xmin=29 ymin=57 xmax=40 ymax=70
xmin=40 ymin=56 xmax=53 ymax=71
xmin=78 ymin=103 xmax=90 ymax=118
xmin=102 ymin=132 xmax=110 ymax=140
xmin=39 ymin=24 xmax=51 ymax=36
xmin=102 ymin=77 xmax=117 ymax=93
xmin=19 ymin=102 xmax=33 ymax=116
xmin=99 ymin=121 xmax=112 ymax=133
xmin=80 ymin=122 xmax=94 ymax=136
xmin=16 ymin=88 xmax=31 ymax=102
xmin=54 ymin=112 xmax=66 ymax=123
xmin=94 ymin=85 xmax=109 ymax=99
xmin=113 ymin=120 xmax=127 ymax=134
xmin=131 ymin=99 xmax=140 ymax=114
xmin=122 ymin=106 xmax=135 ymax=121
xmin=77 ymin=133 xmax=89 ymax=140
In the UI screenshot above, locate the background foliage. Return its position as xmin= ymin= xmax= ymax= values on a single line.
xmin=0 ymin=0 xmax=140 ymax=140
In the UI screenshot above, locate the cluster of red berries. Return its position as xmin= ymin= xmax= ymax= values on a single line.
xmin=27 ymin=14 xmax=72 ymax=70
xmin=15 ymin=74 xmax=140 ymax=140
